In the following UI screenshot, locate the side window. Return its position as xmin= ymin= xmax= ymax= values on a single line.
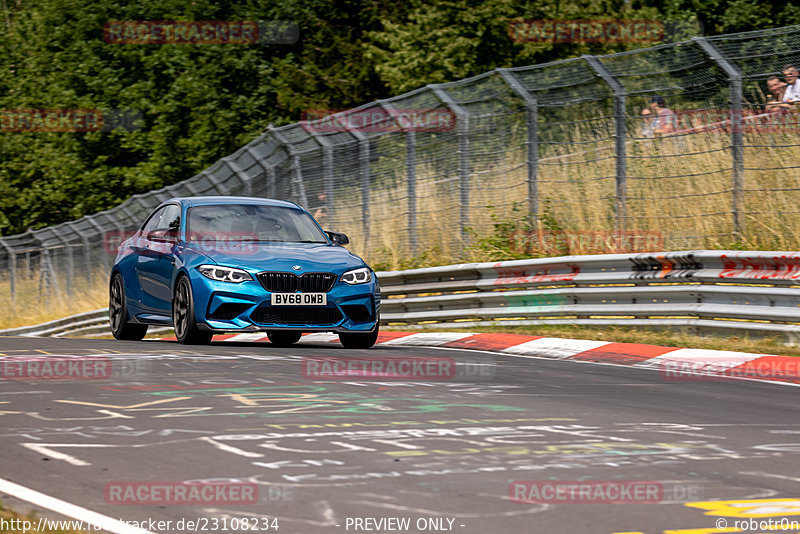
xmin=141 ymin=207 xmax=167 ymax=235
xmin=160 ymin=205 xmax=181 ymax=233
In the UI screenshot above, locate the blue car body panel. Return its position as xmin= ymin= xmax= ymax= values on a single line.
xmin=111 ymin=196 xmax=380 ymax=334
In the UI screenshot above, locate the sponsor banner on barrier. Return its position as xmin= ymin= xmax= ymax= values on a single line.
xmin=718 ymin=253 xmax=800 ymax=280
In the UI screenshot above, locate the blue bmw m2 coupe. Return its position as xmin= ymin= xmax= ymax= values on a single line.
xmin=109 ymin=196 xmax=380 ymax=348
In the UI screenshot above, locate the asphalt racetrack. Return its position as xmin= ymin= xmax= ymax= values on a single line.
xmin=0 ymin=334 xmax=799 ymax=534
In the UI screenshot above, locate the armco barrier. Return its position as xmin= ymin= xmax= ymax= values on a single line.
xmin=2 ymin=250 xmax=800 ymax=341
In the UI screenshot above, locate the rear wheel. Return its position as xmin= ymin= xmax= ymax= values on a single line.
xmin=339 ymin=322 xmax=379 ymax=349
xmin=109 ymin=274 xmax=148 ymax=341
xmin=267 ymin=331 xmax=302 ymax=347
xmin=173 ymin=276 xmax=213 ymax=345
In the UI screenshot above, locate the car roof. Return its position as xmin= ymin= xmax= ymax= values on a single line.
xmin=164 ymin=196 xmax=301 ymax=209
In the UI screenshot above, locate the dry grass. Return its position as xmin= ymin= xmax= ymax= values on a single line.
xmin=0 ymin=269 xmax=107 ymax=330
xmin=331 ymin=117 xmax=800 ymax=268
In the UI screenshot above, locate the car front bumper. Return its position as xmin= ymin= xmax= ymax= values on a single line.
xmin=191 ymin=275 xmax=380 ymax=333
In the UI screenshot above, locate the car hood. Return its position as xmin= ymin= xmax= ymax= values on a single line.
xmin=183 ymin=241 xmax=367 ymax=273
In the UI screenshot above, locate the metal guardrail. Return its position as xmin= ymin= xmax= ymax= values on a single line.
xmin=378 ymin=250 xmax=800 ymax=341
xmin=3 ymin=250 xmax=800 ymax=341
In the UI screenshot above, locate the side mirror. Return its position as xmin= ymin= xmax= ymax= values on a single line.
xmin=147 ymin=229 xmax=177 ymax=243
xmin=326 ymin=231 xmax=349 ymax=246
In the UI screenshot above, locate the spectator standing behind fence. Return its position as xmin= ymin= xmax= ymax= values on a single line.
xmin=312 ymin=193 xmax=328 ymax=225
xmin=640 ymin=108 xmax=655 ymax=137
xmin=766 ymin=76 xmax=791 ymax=113
xmin=649 ymin=96 xmax=677 ymax=135
xmin=782 ymin=65 xmax=800 ymax=103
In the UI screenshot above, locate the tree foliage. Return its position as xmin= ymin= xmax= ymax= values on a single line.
xmin=0 ymin=0 xmax=795 ymax=235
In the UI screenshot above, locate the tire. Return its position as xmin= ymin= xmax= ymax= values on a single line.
xmin=109 ymin=273 xmax=148 ymax=341
xmin=339 ymin=322 xmax=379 ymax=349
xmin=267 ymin=331 xmax=302 ymax=347
xmin=173 ymin=276 xmax=213 ymax=345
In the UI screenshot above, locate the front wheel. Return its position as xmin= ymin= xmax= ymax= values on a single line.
xmin=109 ymin=274 xmax=148 ymax=341
xmin=173 ymin=276 xmax=212 ymax=345
xmin=267 ymin=331 xmax=302 ymax=347
xmin=339 ymin=323 xmax=379 ymax=349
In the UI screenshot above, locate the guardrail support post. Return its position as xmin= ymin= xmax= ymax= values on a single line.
xmin=693 ymin=36 xmax=745 ymax=239
xmin=584 ymin=56 xmax=627 ymax=236
xmin=497 ymin=69 xmax=539 ymax=224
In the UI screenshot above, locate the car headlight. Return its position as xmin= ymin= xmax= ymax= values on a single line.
xmin=341 ymin=267 xmax=372 ymax=285
xmin=198 ymin=265 xmax=253 ymax=283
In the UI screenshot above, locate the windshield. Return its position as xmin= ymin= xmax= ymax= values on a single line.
xmin=187 ymin=204 xmax=328 ymax=244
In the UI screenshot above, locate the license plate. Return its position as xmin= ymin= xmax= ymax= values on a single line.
xmin=271 ymin=293 xmax=327 ymax=306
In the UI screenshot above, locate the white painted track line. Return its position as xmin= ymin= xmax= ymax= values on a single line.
xmin=0 ymin=477 xmax=154 ymax=534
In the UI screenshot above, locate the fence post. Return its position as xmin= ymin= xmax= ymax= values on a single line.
xmin=317 ymin=111 xmax=371 ymax=249
xmin=268 ymin=126 xmax=309 ymax=208
xmin=376 ymin=100 xmax=416 ymax=255
xmin=53 ymin=234 xmax=74 ymax=297
xmin=406 ymin=130 xmax=418 ymax=255
xmin=39 ymin=248 xmax=61 ymax=302
xmin=430 ymin=85 xmax=471 ymax=245
xmin=0 ymin=238 xmax=15 ymax=304
xmin=82 ymin=236 xmax=92 ymax=286
xmin=583 ymin=55 xmax=627 ymax=236
xmin=305 ymin=127 xmax=336 ymax=229
xmin=223 ymin=156 xmax=253 ymax=196
xmin=497 ymin=68 xmax=539 ymax=223
xmin=358 ymin=139 xmax=370 ymax=249
xmin=85 ymin=215 xmax=111 ymax=273
xmin=693 ymin=36 xmax=745 ymax=239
